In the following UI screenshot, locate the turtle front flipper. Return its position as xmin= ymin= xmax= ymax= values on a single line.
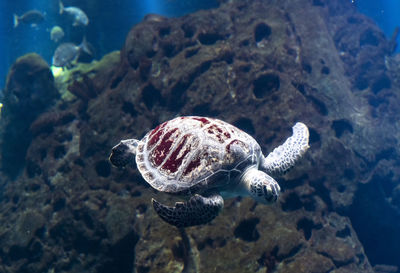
xmin=109 ymin=139 xmax=139 ymax=168
xmin=262 ymin=122 xmax=309 ymax=176
xmin=152 ymin=194 xmax=224 ymax=228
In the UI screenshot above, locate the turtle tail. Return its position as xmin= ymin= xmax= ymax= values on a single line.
xmin=109 ymin=139 xmax=139 ymax=168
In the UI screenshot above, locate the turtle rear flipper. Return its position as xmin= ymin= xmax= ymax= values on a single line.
xmin=152 ymin=194 xmax=224 ymax=228
xmin=109 ymin=139 xmax=139 ymax=168
xmin=262 ymin=122 xmax=309 ymax=176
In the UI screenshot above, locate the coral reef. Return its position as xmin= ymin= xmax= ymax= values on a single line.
xmin=1 ymin=0 xmax=400 ymax=272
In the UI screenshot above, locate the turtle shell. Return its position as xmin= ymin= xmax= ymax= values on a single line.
xmin=135 ymin=116 xmax=263 ymax=193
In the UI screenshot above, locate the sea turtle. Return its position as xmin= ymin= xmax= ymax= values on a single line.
xmin=109 ymin=116 xmax=309 ymax=228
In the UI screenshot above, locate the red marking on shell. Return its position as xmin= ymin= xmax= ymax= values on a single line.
xmin=151 ymin=128 xmax=179 ymax=166
xmin=148 ymin=122 xmax=167 ymax=148
xmin=161 ymin=134 xmax=191 ymax=173
xmin=183 ymin=157 xmax=201 ymax=176
xmin=192 ymin=117 xmax=210 ymax=125
xmin=206 ymin=124 xmax=230 ymax=143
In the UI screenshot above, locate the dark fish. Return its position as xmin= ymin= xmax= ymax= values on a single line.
xmin=52 ymin=37 xmax=92 ymax=67
xmin=13 ymin=10 xmax=45 ymax=28
xmin=59 ymin=1 xmax=89 ymax=27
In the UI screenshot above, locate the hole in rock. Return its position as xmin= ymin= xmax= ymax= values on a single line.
xmin=344 ymin=168 xmax=355 ymax=180
xmin=321 ymin=66 xmax=330 ymax=75
xmin=185 ymin=48 xmax=200 ymax=58
xmin=337 ymin=184 xmax=347 ymax=193
xmin=308 ymin=95 xmax=328 ymax=116
xmin=331 ymin=119 xmax=353 ymax=138
xmin=29 ymin=240 xmax=43 ymax=260
xmin=26 ymin=160 xmax=42 ymax=178
xmin=302 ymin=62 xmax=312 ymax=73
xmin=122 ymin=101 xmax=138 ymax=117
xmin=74 ymin=158 xmax=85 ymax=167
xmin=142 ymin=84 xmax=163 ymax=110
xmin=253 ymin=73 xmax=280 ymax=99
xmin=234 ymin=218 xmax=260 ymax=242
xmin=375 ymin=148 xmax=396 ymax=162
xmin=254 ymin=23 xmax=271 ymax=42
xmin=238 ymin=63 xmax=251 ymax=73
xmin=162 ymin=43 xmax=177 ymax=58
xmin=336 ymin=226 xmax=351 ymax=238
xmin=281 ymin=192 xmax=303 ymax=211
xmin=347 ymin=16 xmax=363 ymax=24
xmin=35 ymin=226 xmax=46 ymax=239
xmin=137 ymin=266 xmax=150 ymax=273
xmin=40 ymin=149 xmax=47 ymax=160
xmin=181 ymin=24 xmax=195 ymax=38
xmin=192 ymin=103 xmax=220 ymax=117
xmin=53 ymin=198 xmax=66 ymax=211
xmin=355 ymin=76 xmax=369 ymax=90
xmin=12 ymin=195 xmax=19 ymax=204
xmin=197 ymin=238 xmax=213 ymax=251
xmin=233 ymin=118 xmax=255 ymax=135
xmin=312 ymin=0 xmax=325 ymax=6
xmin=136 ymin=204 xmax=147 ymax=214
xmin=371 ymin=74 xmax=391 ymax=94
xmin=110 ymin=74 xmax=124 ymax=89
xmin=292 ymin=82 xmax=305 ymax=94
xmin=360 ymin=29 xmax=380 ymax=47
xmin=159 ymin=26 xmax=170 ymax=37
xmin=53 ymin=145 xmax=66 ymax=159
xmin=145 ymin=50 xmax=156 ymax=58
xmin=308 ymin=127 xmax=320 ymax=144
xmin=296 ymin=218 xmax=315 ymax=240
xmin=132 ymin=190 xmax=142 ymax=197
xmin=9 ymin=245 xmax=28 ymax=261
xmin=95 ymin=160 xmax=111 ymax=177
xmin=198 ymin=32 xmax=224 ymax=45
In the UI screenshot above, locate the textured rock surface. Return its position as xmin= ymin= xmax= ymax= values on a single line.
xmin=0 ymin=53 xmax=59 ymax=179
xmin=0 ymin=0 xmax=400 ymax=272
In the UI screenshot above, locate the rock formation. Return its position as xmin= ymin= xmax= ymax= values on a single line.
xmin=0 ymin=0 xmax=400 ymax=272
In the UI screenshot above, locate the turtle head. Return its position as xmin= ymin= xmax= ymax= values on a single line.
xmin=241 ymin=167 xmax=280 ymax=204
xmin=109 ymin=139 xmax=138 ymax=168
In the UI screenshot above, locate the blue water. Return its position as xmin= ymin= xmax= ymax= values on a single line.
xmin=0 ymin=0 xmax=398 ymax=88
xmin=356 ymin=0 xmax=400 ymax=42
xmin=0 ymin=0 xmax=219 ymax=89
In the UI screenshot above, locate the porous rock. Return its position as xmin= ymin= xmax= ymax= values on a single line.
xmin=1 ymin=0 xmax=400 ymax=272
xmin=0 ymin=53 xmax=59 ymax=179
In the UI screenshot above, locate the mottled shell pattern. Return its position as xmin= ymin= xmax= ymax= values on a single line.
xmin=135 ymin=116 xmax=263 ymax=194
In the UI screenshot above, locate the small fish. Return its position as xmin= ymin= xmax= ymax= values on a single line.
xmin=144 ymin=14 xmax=167 ymax=23
xmin=59 ymin=1 xmax=89 ymax=27
xmin=14 ymin=10 xmax=45 ymax=28
xmin=50 ymin=25 xmax=64 ymax=43
xmin=52 ymin=37 xmax=92 ymax=67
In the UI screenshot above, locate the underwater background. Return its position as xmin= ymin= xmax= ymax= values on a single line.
xmin=0 ymin=0 xmax=219 ymax=88
xmin=1 ymin=0 xmax=400 ymax=272
xmin=1 ymin=1 xmax=399 ymax=88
